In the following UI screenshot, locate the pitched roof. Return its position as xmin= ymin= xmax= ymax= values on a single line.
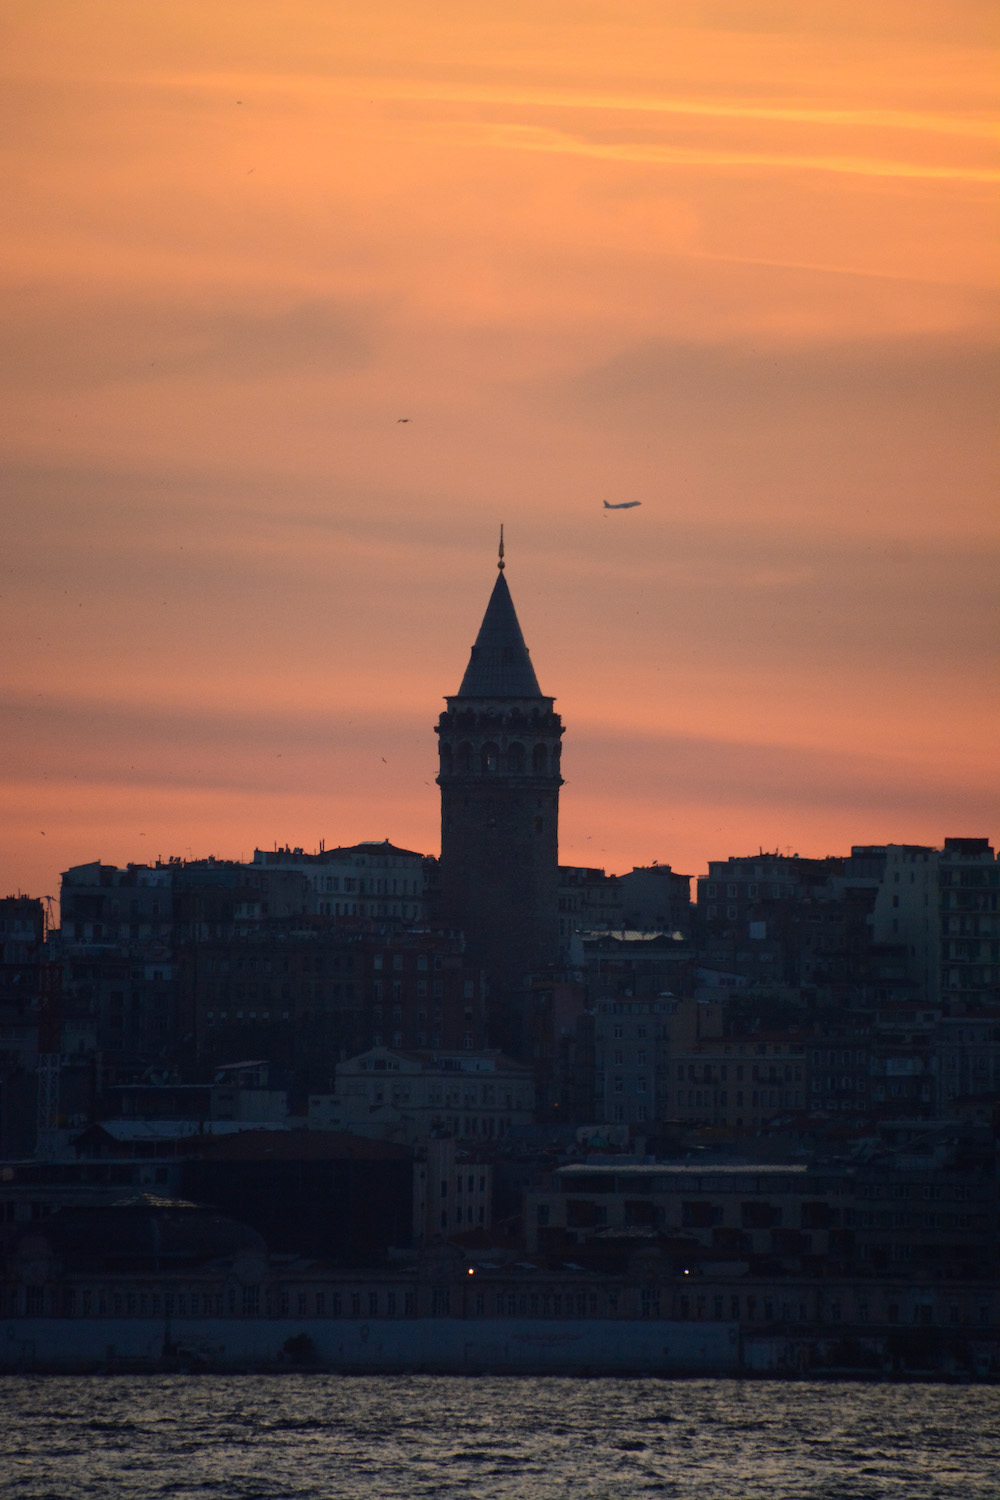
xmin=197 ymin=1129 xmax=412 ymax=1162
xmin=456 ymin=570 xmax=543 ymax=698
xmin=78 ymin=1119 xmax=290 ymax=1142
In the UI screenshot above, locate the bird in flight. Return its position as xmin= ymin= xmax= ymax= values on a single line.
xmin=603 ymin=500 xmax=641 ymax=510
xmin=397 ymin=417 xmax=411 ymax=423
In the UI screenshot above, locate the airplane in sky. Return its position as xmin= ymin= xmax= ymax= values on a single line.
xmin=603 ymin=500 xmax=642 ymax=510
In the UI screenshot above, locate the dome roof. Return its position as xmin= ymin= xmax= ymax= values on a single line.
xmin=15 ymin=1194 xmax=265 ymax=1272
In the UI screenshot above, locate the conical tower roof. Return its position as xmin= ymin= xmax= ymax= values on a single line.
xmin=456 ymin=566 xmax=543 ymax=698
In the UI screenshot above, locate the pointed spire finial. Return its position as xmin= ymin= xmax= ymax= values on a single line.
xmin=455 ymin=527 xmax=542 ymax=696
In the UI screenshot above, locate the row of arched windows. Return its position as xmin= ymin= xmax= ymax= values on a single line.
xmin=439 ymin=742 xmax=560 ymax=775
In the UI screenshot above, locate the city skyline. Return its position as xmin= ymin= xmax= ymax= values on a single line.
xmin=2 ymin=2 xmax=997 ymax=899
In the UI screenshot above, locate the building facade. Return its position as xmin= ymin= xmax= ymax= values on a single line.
xmin=872 ymin=839 xmax=999 ymax=1011
xmin=316 ymin=1045 xmax=535 ymax=1143
xmin=252 ymin=842 xmax=427 ymax=924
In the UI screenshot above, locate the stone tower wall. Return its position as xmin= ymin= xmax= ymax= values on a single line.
xmin=436 ymin=697 xmax=563 ymax=1049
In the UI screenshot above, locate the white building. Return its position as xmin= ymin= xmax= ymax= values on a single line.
xmin=253 ymin=841 xmax=427 ymax=924
xmin=309 ymin=1046 xmax=535 ymax=1143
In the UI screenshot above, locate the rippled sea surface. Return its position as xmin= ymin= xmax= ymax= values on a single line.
xmin=3 ymin=1376 xmax=999 ymax=1499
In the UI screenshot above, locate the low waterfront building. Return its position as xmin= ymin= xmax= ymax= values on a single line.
xmin=525 ymin=1162 xmax=852 ymax=1272
xmin=2 ymin=1212 xmax=997 ymax=1376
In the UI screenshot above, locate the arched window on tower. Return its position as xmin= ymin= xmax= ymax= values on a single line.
xmin=457 ymin=742 xmax=472 ymax=774
xmin=439 ymin=744 xmax=453 ymax=776
xmin=507 ymin=742 xmax=525 ymax=773
xmin=481 ymin=743 xmax=500 ymax=773
xmin=532 ymin=744 xmax=548 ymax=774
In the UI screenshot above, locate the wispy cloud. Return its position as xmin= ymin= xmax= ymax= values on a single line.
xmin=161 ymin=72 xmax=1000 ymax=143
xmin=576 ymin=727 xmax=996 ymax=821
xmin=439 ymin=119 xmax=999 ymax=183
xmin=0 ymin=692 xmax=424 ymax=794
xmin=563 ymin=328 xmax=1000 ymax=418
xmin=0 ymin=292 xmax=374 ymax=390
xmin=4 ymin=688 xmax=992 ymax=830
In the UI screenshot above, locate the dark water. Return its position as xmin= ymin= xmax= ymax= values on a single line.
xmin=2 ymin=1376 xmax=998 ymax=1499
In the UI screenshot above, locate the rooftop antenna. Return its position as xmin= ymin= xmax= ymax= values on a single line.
xmin=498 ymin=523 xmax=505 ymax=572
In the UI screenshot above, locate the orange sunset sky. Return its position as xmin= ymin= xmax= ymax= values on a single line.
xmin=2 ymin=1 xmax=997 ymax=902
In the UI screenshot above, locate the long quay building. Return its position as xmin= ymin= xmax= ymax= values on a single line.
xmin=3 ymin=1258 xmax=997 ymax=1378
xmin=2 ymin=1199 xmax=997 ymax=1377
